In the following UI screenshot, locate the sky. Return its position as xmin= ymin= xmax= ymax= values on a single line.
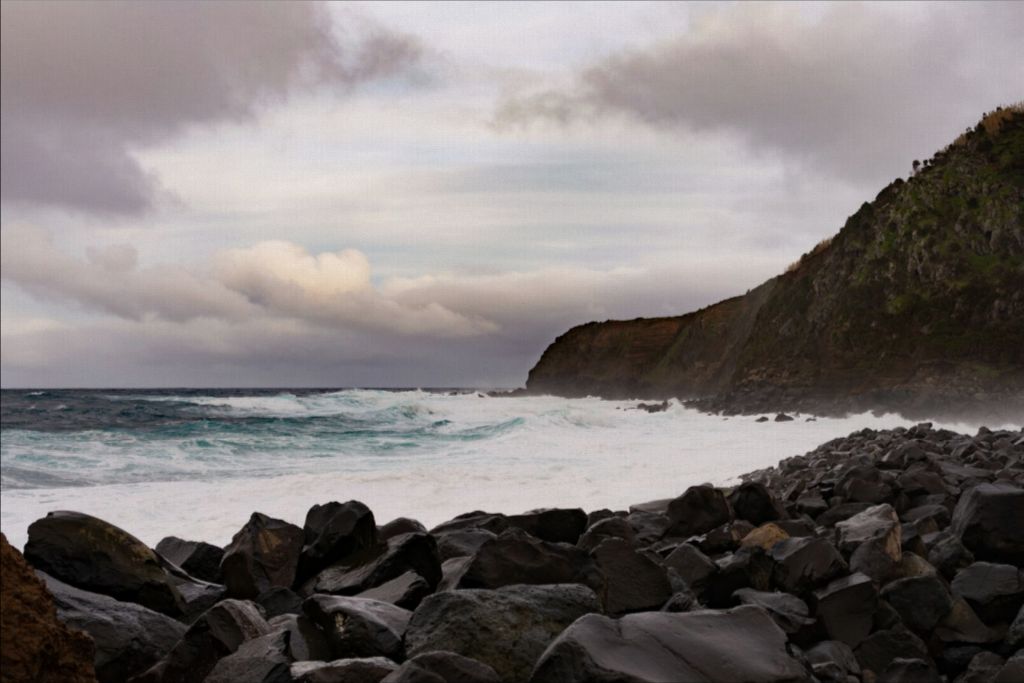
xmin=1 ymin=1 xmax=1021 ymax=388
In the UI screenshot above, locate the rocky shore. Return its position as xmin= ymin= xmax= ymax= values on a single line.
xmin=2 ymin=423 xmax=1022 ymax=683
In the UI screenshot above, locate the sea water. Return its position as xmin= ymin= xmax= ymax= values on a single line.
xmin=0 ymin=388 xmax=1004 ymax=549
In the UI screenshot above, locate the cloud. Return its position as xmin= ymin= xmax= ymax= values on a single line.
xmin=496 ymin=3 xmax=1024 ymax=183
xmin=0 ymin=1 xmax=424 ymax=215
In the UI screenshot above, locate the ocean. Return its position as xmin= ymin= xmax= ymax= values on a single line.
xmin=0 ymin=388 xmax=1005 ymax=550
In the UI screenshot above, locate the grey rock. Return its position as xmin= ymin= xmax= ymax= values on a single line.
xmin=591 ymin=537 xmax=671 ymax=614
xmin=381 ymin=651 xmax=501 ymax=683
xmin=303 ymin=594 xmax=411 ymax=661
xmin=290 ymin=658 xmax=397 ymax=683
xmin=222 ymin=513 xmax=304 ymax=599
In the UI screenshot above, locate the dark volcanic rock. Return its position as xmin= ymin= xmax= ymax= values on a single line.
xmin=303 ymin=594 xmax=411 ymax=661
xmin=311 ymin=532 xmax=441 ymax=595
xmin=434 ymin=529 xmax=496 ymax=561
xmin=221 ymin=512 xmax=304 ymax=599
xmin=855 ymin=626 xmax=930 ymax=678
xmin=705 ymin=547 xmax=774 ymax=606
xmin=429 ymin=511 xmax=509 ymax=536
xmin=880 ymin=574 xmax=953 ymax=633
xmin=266 ymin=613 xmax=332 ymax=661
xmin=24 ymin=511 xmax=185 ymax=618
xmin=928 ymin=532 xmax=975 ymax=580
xmin=405 ymin=584 xmax=598 ymax=683
xmin=769 ymin=536 xmax=847 ymax=594
xmin=878 ymin=658 xmax=940 ymax=683
xmin=951 ymin=561 xmax=1024 ymax=623
xmin=356 ymin=571 xmax=432 ymax=610
xmin=577 ymin=516 xmax=636 ymax=551
xmin=934 ymin=597 xmax=996 ymax=644
xmin=835 ymin=503 xmax=903 ymax=582
xmin=291 ymin=657 xmax=397 ymax=683
xmin=378 ymin=517 xmax=426 ymax=542
xmin=956 ymin=651 xmax=1006 ymax=683
xmin=449 ymin=528 xmax=603 ymax=592
xmin=728 ymin=482 xmax=785 ymax=525
xmin=42 ymin=572 xmax=186 ymax=683
xmin=531 ymin=605 xmax=807 ymax=683
xmin=591 ymin=537 xmax=671 ymax=614
xmin=298 ymin=501 xmax=377 ymax=583
xmin=132 ymin=598 xmax=271 ymax=683
xmin=0 ymin=533 xmax=97 ymax=683
xmin=733 ymin=588 xmax=814 ymax=634
xmin=256 ymin=587 xmax=304 ymax=618
xmin=507 ymin=507 xmax=588 ymax=544
xmin=950 ymin=482 xmax=1024 ymax=564
xmin=813 ymin=572 xmax=878 ymax=647
xmin=203 ymin=630 xmax=292 ymax=683
xmin=662 ymin=543 xmax=717 ymax=592
xmin=155 ymin=537 xmax=224 ymax=584
xmin=805 ymin=640 xmax=860 ymax=682
xmin=666 ymin=485 xmax=733 ymax=537
xmin=382 ymin=651 xmax=501 ymax=683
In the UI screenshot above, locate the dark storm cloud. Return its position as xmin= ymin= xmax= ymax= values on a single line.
xmin=496 ymin=2 xmax=1024 ymax=183
xmin=0 ymin=1 xmax=423 ymax=214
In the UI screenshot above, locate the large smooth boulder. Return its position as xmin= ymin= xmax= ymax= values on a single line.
xmin=591 ymin=538 xmax=671 ymax=614
xmin=42 ymin=572 xmax=186 ymax=683
xmin=291 ymin=657 xmax=397 ymax=683
xmin=155 ymin=537 xmax=224 ymax=584
xmin=310 ymin=532 xmax=441 ymax=595
xmin=24 ymin=511 xmax=184 ymax=617
xmin=728 ymin=482 xmax=785 ymax=525
xmin=448 ymin=528 xmax=603 ymax=592
xmin=299 ymin=501 xmax=377 ymax=582
xmin=0 ymin=533 xmax=97 ymax=683
xmin=381 ymin=651 xmax=502 ymax=683
xmin=880 ymin=575 xmax=953 ymax=633
xmin=221 ymin=513 xmax=304 ymax=599
xmin=378 ymin=517 xmax=426 ymax=542
xmin=666 ymin=485 xmax=733 ymax=538
xmin=303 ymin=595 xmax=411 ymax=661
xmin=406 ymin=584 xmax=599 ymax=683
xmin=508 ymin=508 xmax=588 ymax=544
xmin=530 ymin=605 xmax=808 ymax=683
xmin=769 ymin=537 xmax=847 ymax=594
xmin=950 ymin=483 xmax=1024 ymax=564
xmin=812 ymin=572 xmax=877 ymax=647
xmin=131 ymin=599 xmax=271 ymax=683
xmin=950 ymin=561 xmax=1024 ymax=623
xmin=203 ymin=630 xmax=292 ymax=683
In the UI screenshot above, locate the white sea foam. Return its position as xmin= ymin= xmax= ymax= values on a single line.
xmin=0 ymin=391 xmax=1000 ymax=549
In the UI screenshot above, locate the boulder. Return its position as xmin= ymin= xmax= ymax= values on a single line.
xmin=303 ymin=595 xmax=411 ymax=661
xmin=41 ymin=572 xmax=186 ymax=683
xmin=434 ymin=529 xmax=496 ymax=561
xmin=817 ymin=502 xmax=874 ymax=528
xmin=155 ymin=537 xmax=224 ymax=584
xmin=310 ymin=532 xmax=441 ymax=596
xmin=695 ymin=521 xmax=754 ymax=555
xmin=0 ymin=533 xmax=97 ymax=683
xmin=356 ymin=571 xmax=432 ymax=610
xmin=740 ymin=523 xmax=790 ymax=551
xmin=378 ymin=517 xmax=426 ymax=542
xmin=728 ymin=482 xmax=785 ymax=525
xmin=854 ymin=627 xmax=930 ymax=678
xmin=256 ymin=587 xmax=304 ymax=619
xmin=880 ymin=575 xmax=953 ymax=633
xmin=131 ymin=599 xmax=271 ymax=683
xmin=934 ymin=597 xmax=996 ymax=644
xmin=507 ymin=508 xmax=588 ymax=544
xmin=950 ymin=483 xmax=1024 ymax=564
xmin=927 ymin=533 xmax=975 ymax=580
xmin=704 ymin=548 xmax=774 ymax=606
xmin=950 ymin=561 xmax=1024 ymax=623
xmin=290 ymin=657 xmax=397 ymax=683
xmin=733 ymin=588 xmax=814 ymax=634
xmin=625 ymin=510 xmax=672 ymax=545
xmin=878 ymin=658 xmax=940 ymax=683
xmin=769 ymin=537 xmax=847 ymax=594
xmin=994 ymin=652 xmax=1024 ymax=683
xmin=203 ymin=630 xmax=292 ymax=683
xmin=956 ymin=651 xmax=1006 ymax=683
xmin=429 ymin=511 xmax=509 ymax=536
xmin=804 ymin=640 xmax=860 ymax=682
xmin=24 ymin=511 xmax=184 ymax=617
xmin=835 ymin=504 xmax=902 ymax=582
xmin=448 ymin=528 xmax=603 ymax=592
xmin=221 ymin=513 xmax=304 ymax=599
xmin=1008 ymin=604 xmax=1024 ymax=650
xmin=665 ymin=485 xmax=733 ymax=537
xmin=299 ymin=501 xmax=378 ymax=582
xmin=662 ymin=543 xmax=717 ymax=591
xmin=405 ymin=584 xmax=599 ymax=683
xmin=813 ymin=573 xmax=878 ymax=647
xmin=531 ymin=605 xmax=808 ymax=683
xmin=591 ymin=538 xmax=671 ymax=614
xmin=381 ymin=651 xmax=501 ymax=683
xmin=577 ymin=516 xmax=636 ymax=551
xmin=266 ymin=614 xmax=332 ymax=662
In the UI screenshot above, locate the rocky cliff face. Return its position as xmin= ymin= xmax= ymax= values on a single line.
xmin=526 ymin=109 xmax=1024 ymax=418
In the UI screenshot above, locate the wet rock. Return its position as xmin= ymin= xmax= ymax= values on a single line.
xmin=0 ymin=533 xmax=97 ymax=683
xmin=381 ymin=651 xmax=501 ymax=683
xmin=406 ymin=583 xmax=598 ymax=683
xmin=662 ymin=543 xmax=717 ymax=592
xmin=132 ymin=598 xmax=271 ymax=683
xmin=266 ymin=614 xmax=332 ymax=661
xmin=291 ymin=657 xmax=397 ymax=683
xmin=24 ymin=511 xmax=185 ymax=617
xmin=303 ymin=595 xmax=410 ymax=661
xmin=855 ymin=627 xmax=930 ymax=678
xmin=741 ymin=522 xmax=790 ymax=551
xmin=507 ymin=508 xmax=588 ymax=544
xmin=577 ymin=516 xmax=636 ymax=551
xmin=155 ymin=537 xmax=224 ymax=584
xmin=775 ymin=413 xmax=794 ymax=422
xmin=448 ymin=528 xmax=603 ymax=592
xmin=203 ymin=630 xmax=292 ymax=683
xmin=356 ymin=571 xmax=432 ymax=610
xmin=695 ymin=520 xmax=754 ymax=555
xmin=591 ymin=537 xmax=671 ymax=614
xmin=950 ymin=483 xmax=1024 ymax=564
xmin=299 ymin=501 xmax=377 ymax=583
xmin=950 ymin=561 xmax=1024 ymax=623
xmin=728 ymin=482 xmax=785 ymax=525
xmin=769 ymin=536 xmax=847 ymax=594
xmin=817 ymin=502 xmax=874 ymax=528
xmin=429 ymin=511 xmax=509 ymax=536
xmin=531 ymin=605 xmax=807 ymax=683
xmin=878 ymin=658 xmax=940 ymax=683
xmin=311 ymin=533 xmax=441 ymax=596
xmin=880 ymin=574 xmax=953 ymax=633
xmin=222 ymin=512 xmax=304 ymax=599
xmin=42 ymin=572 xmax=186 ymax=683
xmin=665 ymin=485 xmax=733 ymax=537
xmin=836 ymin=504 xmax=902 ymax=582
xmin=256 ymin=587 xmax=304 ymax=618
xmin=756 ymin=416 xmax=770 ymax=422
xmin=733 ymin=588 xmax=814 ymax=634
xmin=813 ymin=572 xmax=878 ymax=647
xmin=435 ymin=529 xmax=495 ymax=561
xmin=378 ymin=517 xmax=426 ymax=542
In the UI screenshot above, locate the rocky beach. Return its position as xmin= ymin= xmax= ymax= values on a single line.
xmin=3 ymin=422 xmax=1022 ymax=683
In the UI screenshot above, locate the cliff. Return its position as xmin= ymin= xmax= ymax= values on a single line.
xmin=526 ymin=108 xmax=1024 ymax=418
